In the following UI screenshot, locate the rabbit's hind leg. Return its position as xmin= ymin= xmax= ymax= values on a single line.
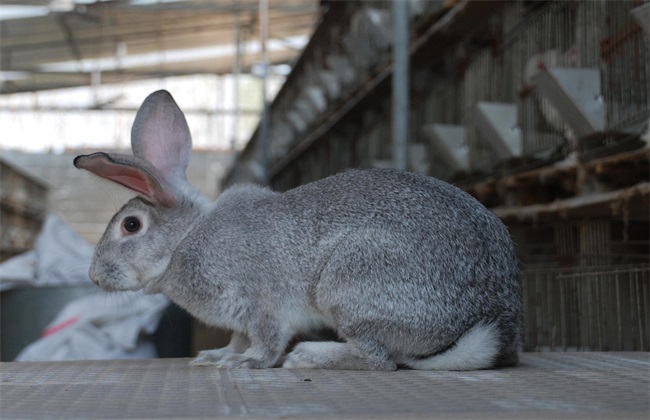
xmin=283 ymin=340 xmax=397 ymax=371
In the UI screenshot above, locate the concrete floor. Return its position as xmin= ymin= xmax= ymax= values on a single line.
xmin=1 ymin=352 xmax=648 ymax=419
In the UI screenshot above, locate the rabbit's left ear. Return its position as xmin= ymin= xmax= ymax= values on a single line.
xmin=131 ymin=90 xmax=192 ymax=184
xmin=74 ymin=152 xmax=179 ymax=207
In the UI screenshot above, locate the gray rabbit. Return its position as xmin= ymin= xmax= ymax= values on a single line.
xmin=74 ymin=90 xmax=522 ymax=370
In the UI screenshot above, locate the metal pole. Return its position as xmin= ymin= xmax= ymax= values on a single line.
xmin=231 ymin=13 xmax=241 ymax=150
xmin=259 ymin=0 xmax=270 ymax=185
xmin=392 ymin=0 xmax=410 ymax=171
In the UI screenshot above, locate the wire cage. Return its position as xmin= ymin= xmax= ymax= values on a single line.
xmin=508 ymin=1 xmax=580 ymax=164
xmin=463 ymin=46 xmax=521 ymax=174
xmin=522 ymin=266 xmax=648 ymax=352
xmin=599 ymin=1 xmax=650 ymax=133
xmin=516 ymin=0 xmax=649 ymax=161
xmin=420 ymin=0 xmax=649 ymax=176
xmin=511 ymin=219 xmax=649 ymax=351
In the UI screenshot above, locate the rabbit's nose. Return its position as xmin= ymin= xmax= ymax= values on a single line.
xmin=88 ymin=261 xmax=103 ymax=287
xmin=88 ymin=266 xmax=99 ymax=285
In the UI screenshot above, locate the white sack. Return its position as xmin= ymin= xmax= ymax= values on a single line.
xmin=16 ymin=291 xmax=169 ymax=361
xmin=0 ymin=213 xmax=94 ymax=291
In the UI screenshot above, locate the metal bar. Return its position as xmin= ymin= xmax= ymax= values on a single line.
xmin=56 ymin=14 xmax=84 ymax=73
xmin=492 ymin=182 xmax=650 ymax=222
xmin=392 ymin=0 xmax=410 ymax=171
xmin=231 ymin=13 xmax=242 ymax=150
xmin=259 ymin=0 xmax=270 ymax=185
xmin=0 ymin=106 xmax=260 ymax=115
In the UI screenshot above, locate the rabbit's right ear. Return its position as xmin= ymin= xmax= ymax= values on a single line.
xmin=74 ymin=152 xmax=179 ymax=207
xmin=130 ymin=90 xmax=192 ymax=185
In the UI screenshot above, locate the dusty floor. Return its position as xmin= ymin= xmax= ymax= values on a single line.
xmin=1 ymin=352 xmax=648 ymax=419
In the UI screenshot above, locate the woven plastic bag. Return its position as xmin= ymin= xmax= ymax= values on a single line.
xmin=16 ymin=291 xmax=168 ymax=361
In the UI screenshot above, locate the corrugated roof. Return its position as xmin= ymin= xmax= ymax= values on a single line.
xmin=0 ymin=0 xmax=321 ymax=94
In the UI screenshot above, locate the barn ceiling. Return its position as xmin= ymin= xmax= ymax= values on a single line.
xmin=0 ymin=0 xmax=322 ymax=94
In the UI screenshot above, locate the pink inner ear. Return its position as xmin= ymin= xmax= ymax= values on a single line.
xmin=108 ymin=171 xmax=158 ymax=198
xmin=74 ymin=152 xmax=178 ymax=206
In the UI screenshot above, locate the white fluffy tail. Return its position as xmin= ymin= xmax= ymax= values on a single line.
xmin=403 ymin=322 xmax=500 ymax=370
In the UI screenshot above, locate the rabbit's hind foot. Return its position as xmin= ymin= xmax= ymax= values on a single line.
xmin=191 ymin=348 xmax=235 ymax=366
xmin=283 ymin=341 xmax=397 ymax=371
xmin=191 ymin=349 xmax=277 ymax=369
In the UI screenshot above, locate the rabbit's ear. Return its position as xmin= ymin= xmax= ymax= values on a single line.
xmin=131 ymin=90 xmax=192 ymax=183
xmin=74 ymin=152 xmax=178 ymax=206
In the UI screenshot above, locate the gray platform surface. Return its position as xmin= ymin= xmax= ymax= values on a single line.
xmin=1 ymin=352 xmax=648 ymax=419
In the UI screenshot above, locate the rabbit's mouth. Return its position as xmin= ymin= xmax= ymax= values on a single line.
xmin=89 ymin=260 xmax=143 ymax=291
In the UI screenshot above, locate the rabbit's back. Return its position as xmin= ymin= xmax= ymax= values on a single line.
xmin=285 ymin=168 xmax=514 ymax=265
xmin=283 ymin=169 xmax=521 ymax=363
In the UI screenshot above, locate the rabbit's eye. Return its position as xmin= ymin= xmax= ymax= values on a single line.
xmin=123 ymin=217 xmax=141 ymax=233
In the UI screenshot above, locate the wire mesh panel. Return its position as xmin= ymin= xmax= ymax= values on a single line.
xmin=599 ymin=0 xmax=650 ymax=134
xmin=423 ymin=0 xmax=650 ymax=174
xmin=463 ymin=45 xmax=521 ymax=173
xmin=509 ymin=1 xmax=579 ymax=161
xmin=415 ymin=69 xmax=466 ymax=180
xmin=522 ymin=267 xmax=649 ymax=352
xmin=513 ymin=219 xmax=650 ymax=351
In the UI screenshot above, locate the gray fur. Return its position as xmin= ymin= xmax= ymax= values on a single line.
xmin=75 ymin=90 xmax=522 ymax=371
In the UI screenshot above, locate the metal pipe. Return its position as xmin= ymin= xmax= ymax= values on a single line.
xmin=231 ymin=13 xmax=242 ymax=150
xmin=392 ymin=0 xmax=410 ymax=171
xmin=259 ymin=0 xmax=270 ymax=185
